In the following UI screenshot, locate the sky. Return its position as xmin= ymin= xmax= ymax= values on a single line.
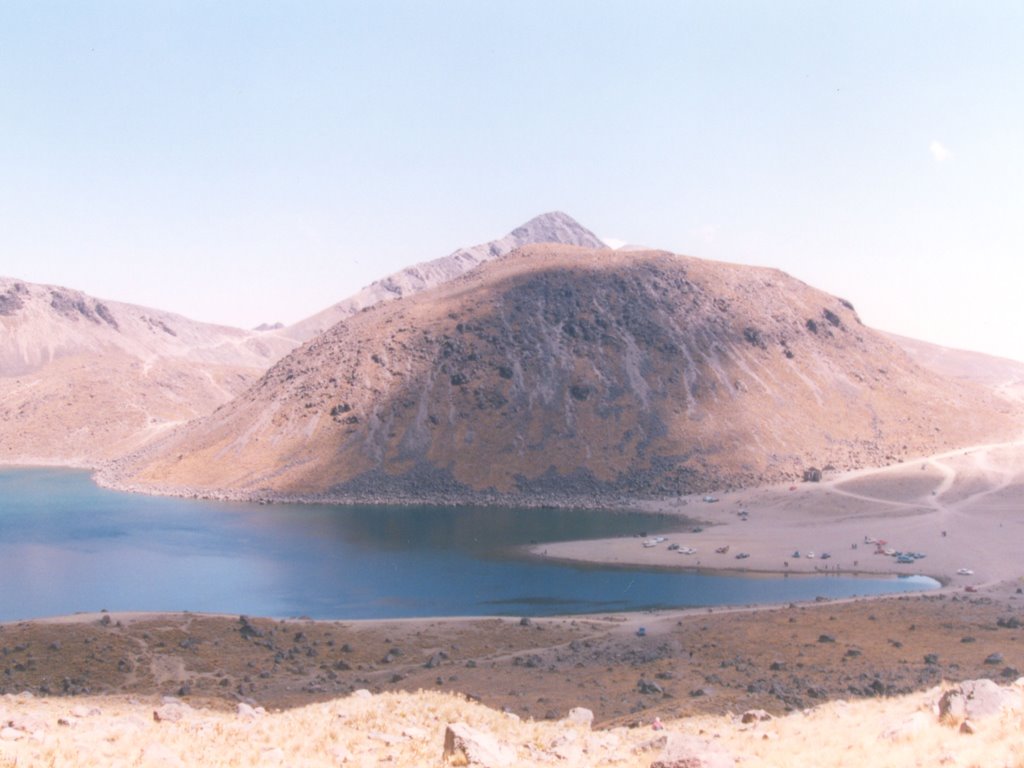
xmin=2 ymin=2 xmax=1022 ymax=360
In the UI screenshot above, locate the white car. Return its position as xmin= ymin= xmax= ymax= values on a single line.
xmin=957 ymin=568 xmax=974 ymax=576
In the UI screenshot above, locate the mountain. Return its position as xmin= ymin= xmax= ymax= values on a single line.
xmin=283 ymin=211 xmax=605 ymax=341
xmin=0 ymin=278 xmax=296 ymax=466
xmin=101 ymin=244 xmax=1020 ymax=503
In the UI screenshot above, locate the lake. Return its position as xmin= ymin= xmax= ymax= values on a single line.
xmin=0 ymin=468 xmax=937 ymax=622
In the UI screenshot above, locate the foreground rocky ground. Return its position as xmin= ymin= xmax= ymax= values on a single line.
xmin=3 ymin=677 xmax=1024 ymax=767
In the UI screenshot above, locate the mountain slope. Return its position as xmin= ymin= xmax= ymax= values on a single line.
xmin=888 ymin=332 xmax=1024 ymax=404
xmin=0 ymin=278 xmax=296 ymax=465
xmin=103 ymin=245 xmax=1020 ymax=502
xmin=284 ymin=211 xmax=605 ymax=341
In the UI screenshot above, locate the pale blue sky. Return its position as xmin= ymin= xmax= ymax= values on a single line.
xmin=2 ymin=2 xmax=1022 ymax=360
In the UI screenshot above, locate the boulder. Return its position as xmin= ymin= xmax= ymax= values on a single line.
xmin=644 ymin=732 xmax=736 ymax=768
xmin=442 ymin=722 xmax=516 ymax=767
xmin=425 ymin=651 xmax=449 ymax=669
xmin=237 ymin=615 xmax=263 ymax=640
xmin=564 ymin=707 xmax=594 ymax=728
xmin=236 ymin=702 xmax=266 ymax=721
xmin=638 ymin=678 xmax=664 ymax=695
xmin=936 ymin=679 xmax=1023 ymax=724
xmin=152 ymin=702 xmax=191 ymax=723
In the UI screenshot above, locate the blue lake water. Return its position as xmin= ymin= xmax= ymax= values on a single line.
xmin=0 ymin=468 xmax=937 ymax=622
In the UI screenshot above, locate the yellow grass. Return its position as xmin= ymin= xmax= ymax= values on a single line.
xmin=3 ymin=683 xmax=1024 ymax=767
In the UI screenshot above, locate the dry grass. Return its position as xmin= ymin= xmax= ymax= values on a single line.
xmin=3 ymin=682 xmax=1024 ymax=767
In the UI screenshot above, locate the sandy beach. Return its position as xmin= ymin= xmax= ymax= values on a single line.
xmin=530 ymin=439 xmax=1024 ymax=592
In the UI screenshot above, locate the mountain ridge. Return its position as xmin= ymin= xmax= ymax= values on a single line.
xmin=283 ymin=211 xmax=605 ymax=341
xmin=0 ymin=277 xmax=296 ymax=465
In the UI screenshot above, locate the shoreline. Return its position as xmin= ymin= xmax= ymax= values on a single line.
xmin=7 ymin=437 xmax=1024 ymax=604
xmin=88 ymin=437 xmax=1024 ymax=597
xmin=17 ymin=435 xmax=1023 ymax=586
xmin=8 ymin=440 xmax=1024 ymax=620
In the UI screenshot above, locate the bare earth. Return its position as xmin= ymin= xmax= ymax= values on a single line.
xmin=4 ymin=445 xmax=1024 ymax=765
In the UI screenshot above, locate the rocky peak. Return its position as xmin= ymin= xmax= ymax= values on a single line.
xmin=506 ymin=211 xmax=605 ymax=250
